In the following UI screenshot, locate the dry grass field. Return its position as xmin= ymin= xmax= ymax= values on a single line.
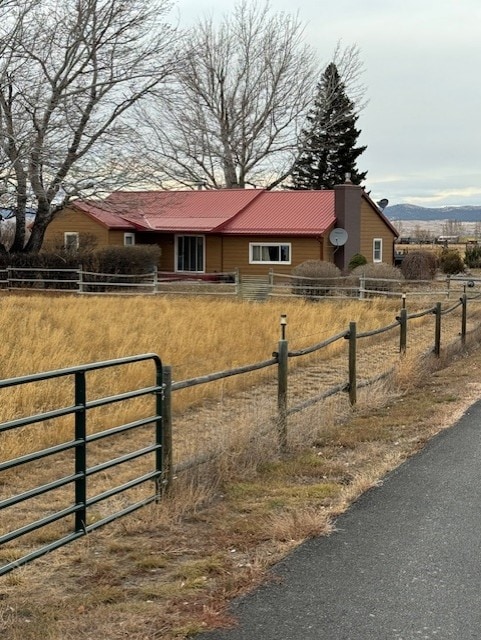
xmin=0 ymin=293 xmax=410 ymax=458
xmin=1 ymin=291 xmax=481 ymax=639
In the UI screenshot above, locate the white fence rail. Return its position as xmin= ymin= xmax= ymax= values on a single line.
xmin=0 ymin=266 xmax=239 ymax=296
xmin=0 ymin=266 xmax=480 ymax=300
xmin=269 ymin=271 xmax=481 ymax=301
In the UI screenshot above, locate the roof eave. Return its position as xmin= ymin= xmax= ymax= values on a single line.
xmin=72 ymin=203 xmax=136 ymax=231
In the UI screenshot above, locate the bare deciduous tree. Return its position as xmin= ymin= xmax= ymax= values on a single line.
xmin=137 ymin=1 xmax=318 ymax=190
xmin=0 ymin=0 xmax=180 ymax=253
xmin=331 ymin=42 xmax=367 ymax=115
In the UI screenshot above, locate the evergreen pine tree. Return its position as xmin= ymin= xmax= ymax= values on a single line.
xmin=290 ymin=63 xmax=367 ymax=190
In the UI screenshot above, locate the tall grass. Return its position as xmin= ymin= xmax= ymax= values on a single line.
xmin=0 ymin=293 xmax=413 ymax=461
xmin=1 ymin=293 xmax=402 ymax=383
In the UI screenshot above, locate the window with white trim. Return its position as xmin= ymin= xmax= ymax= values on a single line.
xmin=64 ymin=232 xmax=79 ymax=251
xmin=373 ymin=238 xmax=383 ymax=262
xmin=124 ymin=232 xmax=135 ymax=246
xmin=176 ymin=235 xmax=205 ymax=272
xmin=249 ymin=243 xmax=291 ymax=264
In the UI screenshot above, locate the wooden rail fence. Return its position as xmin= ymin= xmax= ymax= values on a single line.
xmin=2 ymin=265 xmax=481 ymax=300
xmin=162 ymin=293 xmax=481 ymax=488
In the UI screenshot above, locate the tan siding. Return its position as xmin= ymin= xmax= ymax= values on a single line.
xmin=43 ymin=206 xmax=111 ymax=249
xmin=206 ymin=236 xmax=223 ymax=272
xmin=155 ymin=234 xmax=329 ymax=275
xmin=157 ymin=234 xmax=174 ymax=271
xmin=109 ymin=230 xmax=128 ymax=246
xmin=359 ymin=200 xmax=396 ymax=264
xmin=44 ymin=211 xmax=344 ymax=275
xmin=323 ymin=223 xmax=336 ymax=264
xmin=156 ymin=234 xmax=221 ymax=272
xmin=220 ymin=236 xmax=324 ymax=275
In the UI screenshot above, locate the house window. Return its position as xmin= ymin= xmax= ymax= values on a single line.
xmin=64 ymin=232 xmax=79 ymax=251
xmin=373 ymin=238 xmax=383 ymax=262
xmin=249 ymin=243 xmax=291 ymax=264
xmin=124 ymin=233 xmax=135 ymax=246
xmin=176 ymin=235 xmax=205 ymax=272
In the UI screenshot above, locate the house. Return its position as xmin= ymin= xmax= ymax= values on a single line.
xmin=43 ymin=180 xmax=399 ymax=275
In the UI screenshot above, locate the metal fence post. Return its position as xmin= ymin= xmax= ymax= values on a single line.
xmin=434 ymin=301 xmax=442 ymax=357
xmin=74 ymin=371 xmax=87 ymax=532
xmin=153 ymin=266 xmax=158 ymax=294
xmin=277 ymin=315 xmax=288 ymax=453
xmin=161 ymin=365 xmax=173 ymax=494
xmin=461 ymin=294 xmax=467 ymax=347
xmin=348 ymin=321 xmax=357 ymax=405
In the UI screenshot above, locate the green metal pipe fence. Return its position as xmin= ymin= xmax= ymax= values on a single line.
xmin=0 ymin=354 xmax=163 ymax=577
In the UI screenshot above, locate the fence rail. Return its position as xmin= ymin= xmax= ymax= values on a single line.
xmin=2 ymin=266 xmax=481 ymax=300
xmin=1 ymin=292 xmax=480 ymax=575
xmin=0 ymin=354 xmax=163 ymax=577
xmin=0 ymin=266 xmax=238 ymax=295
xmin=166 ymin=292 xmax=476 ymax=476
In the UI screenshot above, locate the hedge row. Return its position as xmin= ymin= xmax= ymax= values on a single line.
xmin=0 ymin=246 xmax=161 ymax=291
xmin=0 ymin=245 xmax=161 ymax=273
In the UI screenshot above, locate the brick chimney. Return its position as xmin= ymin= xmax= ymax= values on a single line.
xmin=333 ymin=175 xmax=363 ymax=271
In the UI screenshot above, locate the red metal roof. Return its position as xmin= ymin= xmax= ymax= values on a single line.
xmin=72 ymin=189 xmax=337 ymax=236
xmin=220 ymin=190 xmax=335 ymax=235
xmin=104 ymin=190 xmax=263 ymax=232
xmin=72 ymin=200 xmax=136 ymax=230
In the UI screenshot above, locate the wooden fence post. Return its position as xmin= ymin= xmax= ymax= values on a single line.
xmin=153 ymin=266 xmax=158 ymax=294
xmin=359 ymin=275 xmax=365 ymax=300
xmin=434 ymin=302 xmax=442 ymax=357
xmin=162 ymin=366 xmax=174 ymax=493
xmin=461 ymin=294 xmax=467 ymax=347
xmin=399 ymin=307 xmax=407 ymax=354
xmin=235 ymin=268 xmax=240 ymax=297
xmin=348 ymin=321 xmax=357 ymax=405
xmin=277 ymin=315 xmax=288 ymax=453
xmin=78 ymin=264 xmax=83 ymax=293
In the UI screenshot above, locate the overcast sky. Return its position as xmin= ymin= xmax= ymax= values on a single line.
xmin=174 ymin=0 xmax=481 ymax=208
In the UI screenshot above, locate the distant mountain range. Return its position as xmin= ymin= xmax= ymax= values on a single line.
xmin=384 ymin=204 xmax=481 ymax=222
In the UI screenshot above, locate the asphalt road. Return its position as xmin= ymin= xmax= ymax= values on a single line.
xmin=200 ymin=400 xmax=481 ymax=640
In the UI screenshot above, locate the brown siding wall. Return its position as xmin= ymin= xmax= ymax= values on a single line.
xmin=220 ymin=236 xmax=324 ymax=275
xmin=153 ymin=234 xmax=222 ymax=272
xmin=153 ymin=234 xmax=336 ymax=275
xmin=206 ymin=236 xmax=223 ymax=272
xmin=156 ymin=234 xmax=174 ymax=271
xmin=359 ymin=200 xmax=396 ymax=264
xmin=323 ymin=224 xmax=336 ymax=264
xmin=155 ymin=234 xmax=331 ymax=275
xmin=109 ymin=230 xmax=127 ymax=246
xmin=43 ymin=207 xmax=111 ymax=248
xmin=44 ymin=214 xmax=346 ymax=275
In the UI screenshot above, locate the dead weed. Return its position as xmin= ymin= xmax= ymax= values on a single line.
xmin=2 ymin=319 xmax=481 ymax=639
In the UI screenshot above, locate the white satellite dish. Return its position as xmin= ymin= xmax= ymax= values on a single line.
xmin=329 ymin=228 xmax=348 ymax=246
